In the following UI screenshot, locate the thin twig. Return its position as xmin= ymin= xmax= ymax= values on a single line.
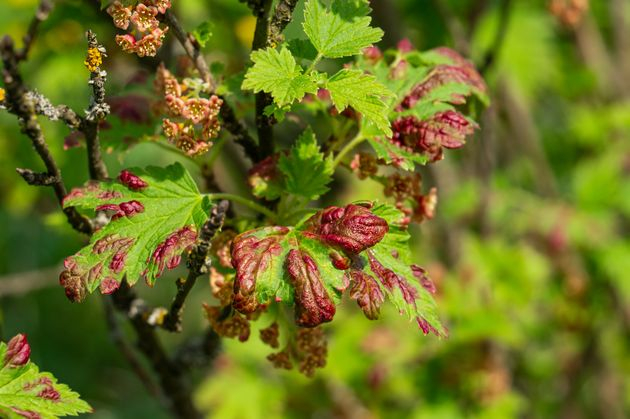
xmin=17 ymin=0 xmax=53 ymax=62
xmin=252 ymin=0 xmax=275 ymax=157
xmin=163 ymin=200 xmax=229 ymax=332
xmin=111 ymin=282 xmax=202 ymax=419
xmin=81 ymin=30 xmax=109 ymax=181
xmin=162 ymin=10 xmax=214 ymax=89
xmin=24 ymin=90 xmax=81 ymax=128
xmin=218 ymin=99 xmax=261 ymax=161
xmin=173 ymin=328 xmax=222 ymax=371
xmin=0 ymin=36 xmax=92 ymax=235
xmin=102 ymin=297 xmax=163 ymax=400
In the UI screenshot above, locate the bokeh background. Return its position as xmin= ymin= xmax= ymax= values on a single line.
xmin=1 ymin=0 xmax=630 ymax=418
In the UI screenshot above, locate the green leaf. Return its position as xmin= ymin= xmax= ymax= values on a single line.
xmin=326 ymin=69 xmax=393 ymax=135
xmin=242 ymin=47 xmax=318 ymax=106
xmin=303 ymin=0 xmax=383 ymax=58
xmin=278 ymin=127 xmax=334 ymax=200
xmin=0 ymin=335 xmax=92 ymax=418
xmin=192 ymin=21 xmax=214 ymax=48
xmin=60 ymin=163 xmax=212 ymax=301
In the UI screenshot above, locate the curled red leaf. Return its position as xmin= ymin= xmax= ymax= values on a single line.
xmin=411 ymin=264 xmax=437 ymax=294
xmin=4 ymin=334 xmax=30 ymax=368
xmin=231 ymin=227 xmax=290 ymax=313
xmin=286 ymin=249 xmax=336 ymax=327
xmin=391 ymin=111 xmax=477 ymax=162
xmin=348 ymin=270 xmax=385 ymax=320
xmin=148 ymin=226 xmax=197 ymax=279
xmin=304 ymin=204 xmax=389 ymax=254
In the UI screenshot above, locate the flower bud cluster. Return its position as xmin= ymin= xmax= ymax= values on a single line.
xmin=155 ymin=64 xmax=223 ymax=156
xmin=107 ymin=1 xmax=171 ymax=57
xmin=266 ymin=326 xmax=328 ymax=377
xmin=350 ymin=152 xmax=379 ymax=180
xmin=549 ymin=0 xmax=589 ymax=28
xmin=383 ymin=173 xmax=438 ymax=225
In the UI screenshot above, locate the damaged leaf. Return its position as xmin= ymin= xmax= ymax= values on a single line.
xmin=230 ymin=202 xmax=445 ymax=335
xmin=60 ymin=162 xmax=211 ymax=301
xmin=0 ymin=334 xmax=92 ymax=418
xmin=356 ymin=44 xmax=487 ymax=170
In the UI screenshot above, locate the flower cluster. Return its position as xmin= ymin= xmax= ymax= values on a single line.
xmin=549 ymin=0 xmax=589 ymax=28
xmin=155 ymin=64 xmax=223 ymax=156
xmin=107 ymin=1 xmax=171 ymax=57
xmin=266 ymin=327 xmax=328 ymax=377
xmin=383 ymin=173 xmax=438 ymax=225
xmin=350 ymin=152 xmax=379 ymax=180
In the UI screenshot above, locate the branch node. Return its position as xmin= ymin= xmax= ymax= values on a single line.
xmin=16 ymin=168 xmax=59 ymax=186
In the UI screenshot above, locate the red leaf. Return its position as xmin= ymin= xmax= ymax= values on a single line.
xmin=286 ymin=249 xmax=336 ymax=327
xmin=4 ymin=334 xmax=30 ymax=368
xmin=232 ymin=227 xmax=290 ymax=313
xmin=303 ymin=203 xmax=389 ymax=253
xmin=348 ymin=270 xmax=385 ymax=320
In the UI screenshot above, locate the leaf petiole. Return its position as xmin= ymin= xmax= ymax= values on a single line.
xmin=305 ymin=52 xmax=324 ymax=74
xmin=332 ymin=132 xmax=367 ymax=168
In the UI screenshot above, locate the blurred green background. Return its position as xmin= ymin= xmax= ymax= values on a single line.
xmin=1 ymin=0 xmax=630 ymax=418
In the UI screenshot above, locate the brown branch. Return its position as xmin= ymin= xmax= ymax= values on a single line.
xmin=163 ymin=200 xmax=229 ymax=332
xmin=81 ymin=30 xmax=109 ymax=181
xmin=0 ymin=265 xmax=60 ymax=297
xmin=269 ymin=0 xmax=299 ymax=46
xmin=252 ymin=0 xmax=275 ymax=158
xmin=15 ymin=168 xmax=59 ymax=186
xmin=16 ymin=0 xmax=53 ymax=62
xmin=111 ymin=282 xmax=202 ymax=419
xmin=219 ymin=100 xmax=262 ymax=161
xmin=173 ymin=328 xmax=222 ymax=371
xmin=0 ymin=36 xmax=92 ymax=235
xmin=162 ymin=10 xmax=213 ymax=89
xmin=102 ymin=297 xmax=163 ymax=401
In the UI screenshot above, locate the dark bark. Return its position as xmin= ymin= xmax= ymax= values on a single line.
xmin=163 ymin=201 xmax=229 ymax=332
